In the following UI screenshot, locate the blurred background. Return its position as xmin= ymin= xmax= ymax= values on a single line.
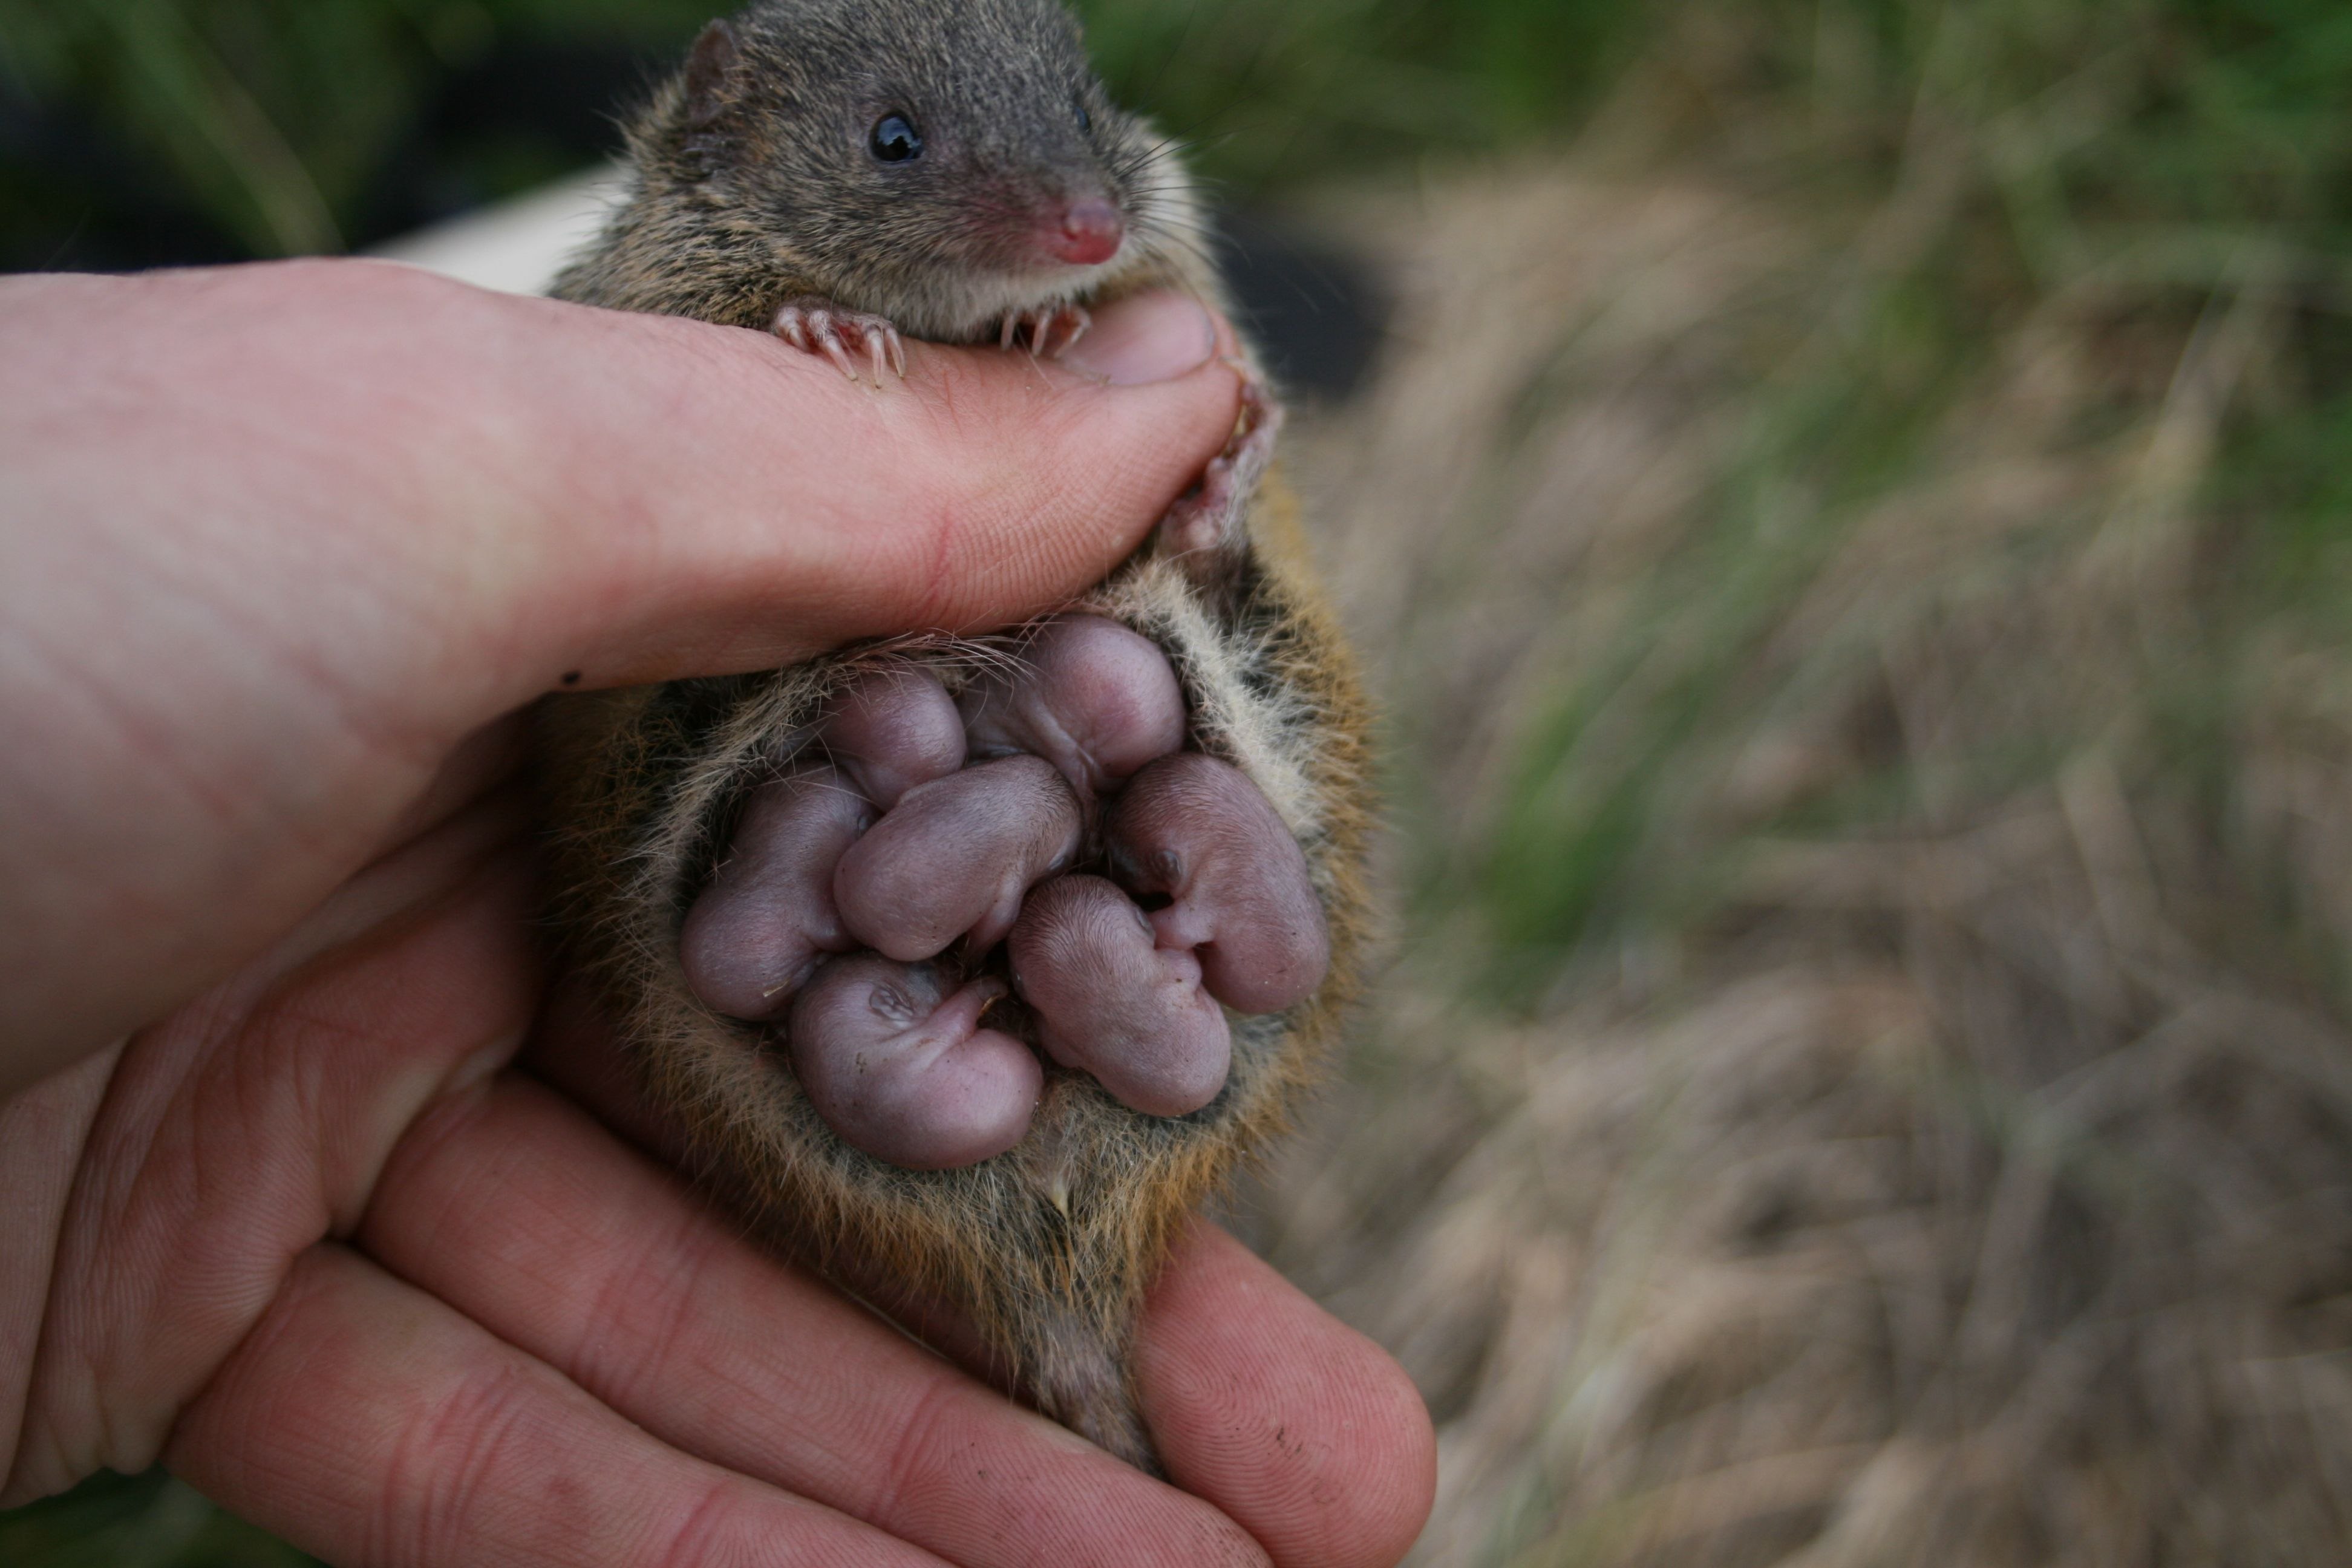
xmin=11 ymin=0 xmax=2352 ymax=1562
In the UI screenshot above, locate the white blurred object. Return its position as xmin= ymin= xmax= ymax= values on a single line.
xmin=370 ymin=165 xmax=625 ymax=297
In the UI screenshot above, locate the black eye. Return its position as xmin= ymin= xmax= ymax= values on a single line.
xmin=1074 ymin=96 xmax=1092 ymax=134
xmin=869 ymin=113 xmax=923 ymax=163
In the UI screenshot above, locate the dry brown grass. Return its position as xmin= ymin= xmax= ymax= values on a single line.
xmin=1259 ymin=151 xmax=2352 ymax=1565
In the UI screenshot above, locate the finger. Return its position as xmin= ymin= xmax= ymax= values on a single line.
xmin=1137 ymin=1223 xmax=1437 ymax=1568
xmin=359 ymin=1073 xmax=1272 ymax=1568
xmin=166 ymin=1244 xmax=946 ymax=1568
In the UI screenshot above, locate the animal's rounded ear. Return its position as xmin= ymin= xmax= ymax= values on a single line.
xmin=684 ymin=18 xmax=743 ymax=132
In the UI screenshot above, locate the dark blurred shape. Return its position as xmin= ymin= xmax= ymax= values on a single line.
xmin=1217 ymin=211 xmax=1385 ymax=402
xmin=353 ymin=38 xmax=662 ymax=243
xmin=0 ymin=1468 xmax=322 ymax=1566
xmin=0 ymin=76 xmax=245 ymax=271
xmin=0 ymin=35 xmax=664 ymax=272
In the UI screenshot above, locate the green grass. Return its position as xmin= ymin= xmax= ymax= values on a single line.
xmin=0 ymin=1471 xmax=321 ymax=1567
xmin=1444 ymin=0 xmax=2352 ymax=1004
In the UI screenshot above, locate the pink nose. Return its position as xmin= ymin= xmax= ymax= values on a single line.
xmin=1042 ymin=200 xmax=1125 ymax=266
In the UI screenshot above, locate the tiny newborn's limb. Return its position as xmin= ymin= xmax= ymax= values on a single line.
xmin=822 ymin=667 xmax=966 ymax=809
xmin=832 ymin=754 xmax=1083 ymax=960
xmin=679 ymin=768 xmax=870 ymax=1021
xmin=787 ymin=956 xmax=1042 ymax=1168
xmin=959 ymin=615 xmax=1187 ymax=800
xmin=1108 ymin=752 xmax=1330 ymax=1016
xmin=772 ymin=295 xmax=907 ymax=383
xmin=1009 ymin=874 xmax=1231 ymax=1117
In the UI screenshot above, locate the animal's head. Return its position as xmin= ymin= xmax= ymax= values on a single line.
xmin=645 ymin=0 xmax=1200 ymax=338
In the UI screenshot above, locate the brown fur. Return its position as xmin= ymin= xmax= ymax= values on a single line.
xmin=535 ymin=0 xmax=1372 ymax=1469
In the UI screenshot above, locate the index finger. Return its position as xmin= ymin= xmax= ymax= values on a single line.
xmin=1140 ymin=1224 xmax=1437 ymax=1568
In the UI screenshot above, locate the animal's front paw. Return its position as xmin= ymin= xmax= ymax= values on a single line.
xmin=998 ymin=302 xmax=1092 ymax=358
xmin=772 ymin=296 xmax=906 ymax=383
xmin=676 ymin=616 xmax=1328 ymax=1169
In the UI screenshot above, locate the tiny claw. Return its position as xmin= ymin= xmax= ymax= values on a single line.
xmin=997 ymin=304 xmax=1093 ymax=359
xmin=773 ymin=296 xmax=906 ymax=387
xmin=817 ymin=325 xmax=858 ymax=381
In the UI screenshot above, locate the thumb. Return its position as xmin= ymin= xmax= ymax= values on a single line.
xmin=509 ymin=285 xmax=1243 ymax=693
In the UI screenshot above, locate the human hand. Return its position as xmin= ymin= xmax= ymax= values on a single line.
xmin=0 ymin=263 xmax=1435 ymax=1564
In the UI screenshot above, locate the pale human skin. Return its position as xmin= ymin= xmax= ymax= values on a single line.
xmin=0 ymin=262 xmax=1436 ymax=1566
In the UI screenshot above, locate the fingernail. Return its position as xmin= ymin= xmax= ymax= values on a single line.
xmin=1061 ymin=291 xmax=1218 ymax=385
